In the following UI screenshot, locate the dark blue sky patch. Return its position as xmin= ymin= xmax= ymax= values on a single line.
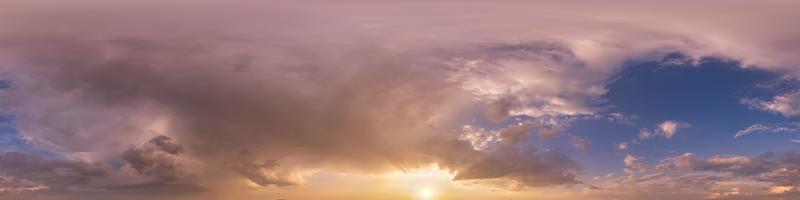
xmin=560 ymin=54 xmax=800 ymax=176
xmin=604 ymin=55 xmax=781 ymax=126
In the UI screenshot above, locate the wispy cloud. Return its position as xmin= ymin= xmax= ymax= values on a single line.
xmin=734 ymin=124 xmax=799 ymax=138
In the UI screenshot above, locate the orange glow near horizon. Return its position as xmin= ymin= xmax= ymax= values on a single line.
xmin=235 ymin=164 xmax=575 ymax=200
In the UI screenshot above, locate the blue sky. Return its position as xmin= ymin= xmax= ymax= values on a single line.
xmin=542 ymin=54 xmax=800 ymax=178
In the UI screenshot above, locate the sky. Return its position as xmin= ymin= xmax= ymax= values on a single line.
xmin=0 ymin=0 xmax=800 ymax=200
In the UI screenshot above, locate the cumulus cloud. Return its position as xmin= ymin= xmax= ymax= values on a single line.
xmin=658 ymin=121 xmax=690 ymax=138
xmin=120 ymin=135 xmax=191 ymax=181
xmin=447 ymin=43 xmax=607 ymax=122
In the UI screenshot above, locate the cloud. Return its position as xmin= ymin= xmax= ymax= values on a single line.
xmin=450 ymin=120 xmax=584 ymax=187
xmin=119 ymin=135 xmax=191 ymax=181
xmin=0 ymin=23 xmax=589 ymax=196
xmin=0 ymin=172 xmax=48 ymax=194
xmin=571 ymin=135 xmax=591 ymax=151
xmin=0 ymin=152 xmax=110 ymax=193
xmin=458 ymin=117 xmax=576 ymax=151
xmin=617 ymin=142 xmax=629 ymax=151
xmin=452 ymin=144 xmax=582 ymax=187
xmin=0 ymin=136 xmax=203 ymax=196
xmin=595 ymin=151 xmax=800 ymax=200
xmin=1 ymin=1 xmax=800 ymax=199
xmin=656 ymin=152 xmax=800 ymax=197
xmin=734 ymin=124 xmax=799 ymax=138
xmin=623 ymin=155 xmax=645 ymax=174
xmin=743 ymin=91 xmax=800 ymax=117
xmin=447 ymin=43 xmax=607 ymax=122
xmin=606 ymin=112 xmax=637 ymax=126
xmin=658 ymin=121 xmax=690 ymax=138
xmin=706 ymin=187 xmax=753 ymax=199
xmin=458 ymin=125 xmax=499 ymax=151
xmin=498 ymin=122 xmax=537 ymax=145
xmin=639 ymin=120 xmax=691 ymax=140
xmin=232 ymin=160 xmax=303 ymax=187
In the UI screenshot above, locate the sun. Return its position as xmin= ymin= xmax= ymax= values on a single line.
xmin=383 ymin=164 xmax=451 ymax=200
xmin=419 ymin=187 xmax=435 ymax=200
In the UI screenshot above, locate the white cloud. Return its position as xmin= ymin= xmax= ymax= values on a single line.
xmin=658 ymin=121 xmax=689 ymax=138
xmin=743 ymin=90 xmax=800 ymax=117
xmin=446 ymin=43 xmax=607 ymax=122
xmin=639 ymin=120 xmax=691 ymax=140
xmin=706 ymin=187 xmax=753 ymax=199
xmin=617 ymin=142 xmax=629 ymax=151
xmin=623 ymin=155 xmax=645 ymax=174
xmin=459 ymin=125 xmax=499 ymax=151
xmin=734 ymin=124 xmax=798 ymax=138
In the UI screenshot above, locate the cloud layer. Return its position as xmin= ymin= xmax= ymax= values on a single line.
xmin=1 ymin=0 xmax=800 ymax=199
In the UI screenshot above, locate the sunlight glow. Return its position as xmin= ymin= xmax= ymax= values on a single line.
xmin=419 ymin=187 xmax=435 ymax=200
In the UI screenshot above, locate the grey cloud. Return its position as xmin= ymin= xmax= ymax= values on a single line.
xmin=0 ymin=147 xmax=205 ymax=199
xmin=497 ymin=122 xmax=536 ymax=145
xmin=484 ymin=97 xmax=515 ymax=123
xmin=0 ymin=152 xmax=110 ymax=193
xmin=232 ymin=160 xmax=300 ymax=187
xmin=452 ymin=144 xmax=582 ymax=187
xmin=148 ymin=136 xmax=183 ymax=155
xmin=120 ymin=135 xmax=189 ymax=181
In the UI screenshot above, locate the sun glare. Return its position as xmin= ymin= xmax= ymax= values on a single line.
xmin=419 ymin=187 xmax=435 ymax=200
xmin=383 ymin=164 xmax=452 ymax=200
